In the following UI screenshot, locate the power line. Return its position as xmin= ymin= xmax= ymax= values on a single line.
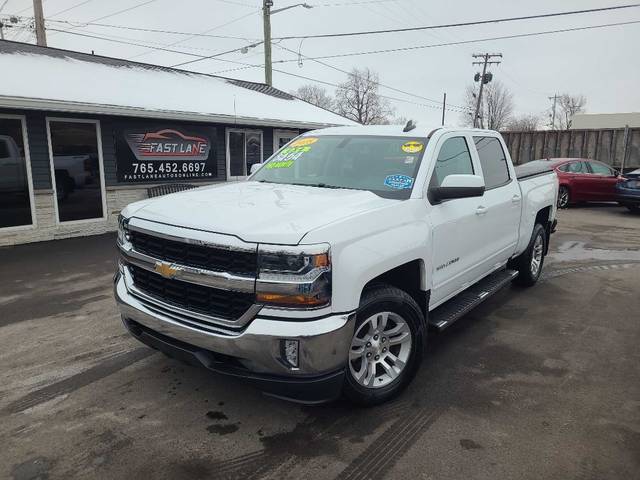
xmin=47 ymin=0 xmax=161 ymax=38
xmin=308 ymin=0 xmax=396 ymax=6
xmin=48 ymin=0 xmax=95 ymax=18
xmin=270 ymin=67 xmax=466 ymax=113
xmin=46 ymin=27 xmax=259 ymax=68
xmin=271 ymin=3 xmax=640 ymax=40
xmin=128 ymin=9 xmax=258 ymax=60
xmin=273 ymin=43 xmax=470 ymax=111
xmin=9 ymin=15 xmax=256 ymax=41
xmin=268 ymin=20 xmax=640 ymax=62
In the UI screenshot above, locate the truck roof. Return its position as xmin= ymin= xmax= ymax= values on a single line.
xmin=308 ymin=124 xmax=499 ymax=138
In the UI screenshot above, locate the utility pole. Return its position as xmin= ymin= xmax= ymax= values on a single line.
xmin=33 ymin=0 xmax=47 ymax=46
xmin=0 ymin=0 xmax=8 ymax=40
xmin=441 ymin=92 xmax=446 ymax=126
xmin=471 ymin=53 xmax=502 ymax=128
xmin=263 ymin=0 xmax=273 ymax=86
xmin=548 ymin=94 xmax=558 ymax=130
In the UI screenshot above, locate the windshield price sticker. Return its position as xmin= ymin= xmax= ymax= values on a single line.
xmin=291 ymin=137 xmax=318 ymax=147
xmin=384 ymin=174 xmax=414 ymax=190
xmin=401 ymin=141 xmax=424 ymax=154
xmin=266 ymin=159 xmax=295 ymax=169
xmin=267 ymin=144 xmax=313 ymax=169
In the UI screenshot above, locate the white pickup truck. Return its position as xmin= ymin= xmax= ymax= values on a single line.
xmin=115 ymin=124 xmax=558 ymax=405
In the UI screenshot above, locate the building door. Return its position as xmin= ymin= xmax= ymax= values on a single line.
xmin=0 ymin=115 xmax=35 ymax=230
xmin=226 ymin=128 xmax=263 ymax=180
xmin=273 ymin=129 xmax=299 ymax=151
xmin=47 ymin=118 xmax=107 ymax=224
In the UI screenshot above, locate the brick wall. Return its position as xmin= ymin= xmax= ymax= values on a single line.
xmin=1 ymin=184 xmax=211 ymax=247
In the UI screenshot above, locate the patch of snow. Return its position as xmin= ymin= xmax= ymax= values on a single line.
xmin=0 ymin=51 xmax=355 ymax=127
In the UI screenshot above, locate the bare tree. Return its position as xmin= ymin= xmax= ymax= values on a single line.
xmin=506 ymin=114 xmax=540 ymax=131
xmin=334 ymin=68 xmax=394 ymax=125
xmin=557 ymin=93 xmax=586 ymax=130
xmin=462 ymin=80 xmax=514 ymax=130
xmin=290 ymin=84 xmax=335 ymax=111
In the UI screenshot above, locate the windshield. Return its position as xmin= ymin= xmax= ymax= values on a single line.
xmin=251 ymin=135 xmax=428 ymax=199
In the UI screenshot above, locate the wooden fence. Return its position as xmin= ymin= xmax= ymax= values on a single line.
xmin=500 ymin=127 xmax=640 ymax=170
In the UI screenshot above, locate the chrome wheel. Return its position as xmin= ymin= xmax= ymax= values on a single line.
xmin=558 ymin=187 xmax=569 ymax=208
xmin=530 ymin=233 xmax=544 ymax=278
xmin=348 ymin=311 xmax=412 ymax=389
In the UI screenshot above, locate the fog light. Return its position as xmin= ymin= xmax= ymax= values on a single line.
xmin=282 ymin=339 xmax=299 ymax=368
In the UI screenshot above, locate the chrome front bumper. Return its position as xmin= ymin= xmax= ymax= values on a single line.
xmin=114 ymin=272 xmax=355 ymax=377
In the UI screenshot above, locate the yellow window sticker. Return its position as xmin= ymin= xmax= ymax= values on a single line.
xmin=265 ymin=159 xmax=295 ymax=169
xmin=291 ymin=137 xmax=318 ymax=147
xmin=401 ymin=141 xmax=424 ymax=154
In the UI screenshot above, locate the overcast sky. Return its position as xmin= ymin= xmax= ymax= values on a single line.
xmin=2 ymin=0 xmax=639 ymax=126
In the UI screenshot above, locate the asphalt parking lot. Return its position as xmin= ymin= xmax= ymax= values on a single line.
xmin=1 ymin=205 xmax=639 ymax=480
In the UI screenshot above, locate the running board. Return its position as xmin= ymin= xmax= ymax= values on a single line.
xmin=429 ymin=269 xmax=518 ymax=332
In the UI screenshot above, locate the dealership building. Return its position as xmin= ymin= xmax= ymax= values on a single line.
xmin=0 ymin=41 xmax=353 ymax=246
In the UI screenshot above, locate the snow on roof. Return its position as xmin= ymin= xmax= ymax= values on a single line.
xmin=0 ymin=41 xmax=356 ymax=129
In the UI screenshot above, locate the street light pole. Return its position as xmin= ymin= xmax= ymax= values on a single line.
xmin=263 ymin=1 xmax=312 ymax=87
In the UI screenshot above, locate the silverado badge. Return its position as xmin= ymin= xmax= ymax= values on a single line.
xmin=154 ymin=261 xmax=179 ymax=279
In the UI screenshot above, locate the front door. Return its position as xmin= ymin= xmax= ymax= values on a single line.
xmin=585 ymin=161 xmax=618 ymax=201
xmin=226 ymin=128 xmax=263 ymax=180
xmin=429 ymin=134 xmax=486 ymax=307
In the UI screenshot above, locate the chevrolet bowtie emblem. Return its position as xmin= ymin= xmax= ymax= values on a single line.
xmin=154 ymin=261 xmax=179 ymax=279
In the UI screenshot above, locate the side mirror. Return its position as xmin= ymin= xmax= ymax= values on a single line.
xmin=429 ymin=174 xmax=485 ymax=203
xmin=249 ymin=163 xmax=263 ymax=175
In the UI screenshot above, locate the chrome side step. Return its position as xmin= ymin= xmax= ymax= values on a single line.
xmin=429 ymin=269 xmax=518 ymax=332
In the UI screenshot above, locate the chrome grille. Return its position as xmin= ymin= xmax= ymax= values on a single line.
xmin=129 ymin=229 xmax=257 ymax=276
xmin=128 ymin=264 xmax=255 ymax=321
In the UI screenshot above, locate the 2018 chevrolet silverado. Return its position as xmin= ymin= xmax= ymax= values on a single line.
xmin=114 ymin=124 xmax=558 ymax=406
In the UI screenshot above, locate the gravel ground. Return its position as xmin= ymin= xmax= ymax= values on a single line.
xmin=0 ymin=205 xmax=639 ymax=480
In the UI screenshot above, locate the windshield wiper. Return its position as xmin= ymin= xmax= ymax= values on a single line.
xmin=290 ymin=182 xmax=353 ymax=190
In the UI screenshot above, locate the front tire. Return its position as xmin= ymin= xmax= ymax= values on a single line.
xmin=512 ymin=223 xmax=547 ymax=287
xmin=343 ymin=284 xmax=425 ymax=406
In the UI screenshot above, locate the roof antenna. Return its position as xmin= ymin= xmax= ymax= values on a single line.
xmin=403 ymin=119 xmax=416 ymax=132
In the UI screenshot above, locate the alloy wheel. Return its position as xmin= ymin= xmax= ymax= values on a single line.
xmin=348 ymin=311 xmax=412 ymax=389
xmin=530 ymin=233 xmax=544 ymax=278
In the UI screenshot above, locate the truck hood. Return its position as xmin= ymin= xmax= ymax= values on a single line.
xmin=129 ymin=181 xmax=394 ymax=244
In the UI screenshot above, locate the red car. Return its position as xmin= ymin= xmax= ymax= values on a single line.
xmin=545 ymin=158 xmax=621 ymax=208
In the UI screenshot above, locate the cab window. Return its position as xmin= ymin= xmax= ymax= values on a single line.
xmin=473 ymin=136 xmax=510 ymax=189
xmin=431 ymin=137 xmax=474 ymax=187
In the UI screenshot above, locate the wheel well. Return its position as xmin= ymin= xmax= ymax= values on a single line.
xmin=362 ymin=260 xmax=427 ymax=319
xmin=535 ymin=206 xmax=552 ymax=254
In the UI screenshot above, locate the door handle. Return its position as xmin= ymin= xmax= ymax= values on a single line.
xmin=475 ymin=206 xmax=488 ymax=216
xmin=512 ymin=195 xmax=521 ymax=203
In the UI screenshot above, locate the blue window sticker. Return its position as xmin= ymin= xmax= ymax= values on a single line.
xmin=384 ymin=174 xmax=414 ymax=190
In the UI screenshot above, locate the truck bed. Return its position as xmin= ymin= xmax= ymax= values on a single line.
xmin=515 ymin=160 xmax=554 ymax=180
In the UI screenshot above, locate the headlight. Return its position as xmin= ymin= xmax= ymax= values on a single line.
xmin=256 ymin=244 xmax=331 ymax=308
xmin=117 ymin=214 xmax=130 ymax=246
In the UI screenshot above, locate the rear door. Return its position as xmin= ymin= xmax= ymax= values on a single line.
xmin=472 ymin=135 xmax=521 ymax=267
xmin=428 ymin=134 xmax=485 ymax=306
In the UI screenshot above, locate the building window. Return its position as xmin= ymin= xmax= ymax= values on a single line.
xmin=274 ymin=129 xmax=299 ymax=150
xmin=48 ymin=119 xmax=106 ymax=223
xmin=0 ymin=115 xmax=34 ymax=229
xmin=227 ymin=129 xmax=263 ymax=178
